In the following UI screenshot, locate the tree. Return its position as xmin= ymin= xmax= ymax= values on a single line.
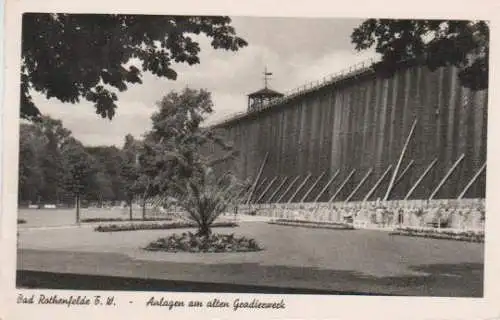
xmin=18 ymin=116 xmax=72 ymax=205
xmin=120 ymin=158 xmax=139 ymax=220
xmin=86 ymin=145 xmax=128 ymax=203
xmin=351 ymin=19 xmax=489 ymax=90
xmin=18 ymin=123 xmax=46 ymax=204
xmin=142 ymin=88 xmax=236 ymax=199
xmin=61 ymin=138 xmax=96 ymax=223
xmin=141 ymin=88 xmax=242 ymax=235
xmin=37 ymin=116 xmax=71 ymax=203
xmin=21 ymin=13 xmax=247 ymax=121
xmin=120 ymin=134 xmax=144 ymax=220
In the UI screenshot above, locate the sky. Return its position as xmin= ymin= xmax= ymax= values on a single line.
xmin=32 ymin=16 xmax=379 ymax=147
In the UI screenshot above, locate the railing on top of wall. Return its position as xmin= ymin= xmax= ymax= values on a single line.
xmin=210 ymin=57 xmax=381 ymax=127
xmin=270 ymin=58 xmax=380 ymax=107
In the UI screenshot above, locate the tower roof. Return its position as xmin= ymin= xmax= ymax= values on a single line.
xmin=248 ymin=87 xmax=284 ymax=98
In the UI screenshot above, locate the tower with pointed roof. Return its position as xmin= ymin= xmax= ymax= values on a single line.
xmin=247 ymin=67 xmax=284 ymax=112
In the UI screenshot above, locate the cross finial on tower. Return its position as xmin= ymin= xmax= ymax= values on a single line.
xmin=263 ymin=66 xmax=273 ymax=89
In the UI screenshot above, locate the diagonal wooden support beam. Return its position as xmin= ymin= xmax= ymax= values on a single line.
xmin=256 ymin=177 xmax=279 ymax=203
xmin=266 ymin=177 xmax=289 ymax=203
xmin=329 ymin=169 xmax=356 ymax=203
xmin=246 ymin=152 xmax=269 ymax=205
xmin=394 ymin=160 xmax=414 ymax=186
xmin=237 ymin=184 xmax=252 ymax=201
xmin=363 ymin=165 xmax=392 ymax=202
xmin=237 ymin=178 xmax=254 ymax=200
xmin=345 ymin=168 xmax=373 ymax=202
xmin=314 ymin=169 xmax=340 ymax=202
xmin=404 ymin=158 xmax=437 ymax=200
xmin=429 ymin=154 xmax=465 ymax=200
xmin=300 ymin=171 xmax=326 ymax=203
xmin=276 ymin=176 xmax=301 ymax=203
xmin=287 ymin=173 xmax=312 ymax=203
xmin=457 ymin=162 xmax=486 ymax=199
xmin=384 ymin=118 xmax=417 ymax=201
xmin=250 ymin=177 xmax=268 ymax=203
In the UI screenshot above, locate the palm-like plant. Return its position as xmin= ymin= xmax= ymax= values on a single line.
xmin=174 ymin=167 xmax=245 ymax=237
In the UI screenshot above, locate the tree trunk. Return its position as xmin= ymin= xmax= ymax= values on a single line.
xmin=75 ymin=193 xmax=80 ymax=225
xmin=197 ymin=222 xmax=211 ymax=238
xmin=129 ymin=197 xmax=133 ymax=221
xmin=142 ymin=197 xmax=147 ymax=220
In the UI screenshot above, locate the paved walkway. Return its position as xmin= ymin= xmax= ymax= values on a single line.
xmin=17 ymin=221 xmax=484 ymax=297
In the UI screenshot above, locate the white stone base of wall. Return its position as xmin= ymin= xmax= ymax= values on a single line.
xmin=240 ymin=199 xmax=485 ymax=232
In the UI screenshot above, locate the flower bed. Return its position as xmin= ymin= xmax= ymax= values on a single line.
xmin=94 ymin=221 xmax=238 ymax=232
xmin=268 ymin=219 xmax=354 ymax=230
xmin=390 ymin=226 xmax=484 ymax=243
xmin=81 ymin=217 xmax=172 ymax=223
xmin=144 ymin=232 xmax=262 ymax=253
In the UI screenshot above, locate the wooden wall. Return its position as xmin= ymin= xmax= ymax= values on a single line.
xmin=210 ymin=64 xmax=488 ymax=202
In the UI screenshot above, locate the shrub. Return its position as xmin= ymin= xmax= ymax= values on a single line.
xmin=81 ymin=217 xmax=172 ymax=223
xmin=268 ymin=219 xmax=354 ymax=230
xmin=94 ymin=221 xmax=238 ymax=232
xmin=390 ymin=226 xmax=484 ymax=243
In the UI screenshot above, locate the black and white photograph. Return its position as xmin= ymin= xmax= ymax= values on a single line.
xmin=2 ymin=0 xmax=500 ymax=319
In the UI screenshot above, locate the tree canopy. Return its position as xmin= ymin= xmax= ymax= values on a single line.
xmin=351 ymin=19 xmax=489 ymax=90
xmin=139 ymin=88 xmax=236 ymax=201
xmin=21 ymin=13 xmax=247 ymax=121
xmin=18 ymin=116 xmax=130 ymax=206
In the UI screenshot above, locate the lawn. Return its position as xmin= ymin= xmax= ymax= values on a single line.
xmin=17 ymin=207 xmax=164 ymax=228
xmin=17 ymin=218 xmax=484 ymax=296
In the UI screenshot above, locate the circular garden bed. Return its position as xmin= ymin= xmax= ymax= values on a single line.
xmin=144 ymin=232 xmax=263 ymax=253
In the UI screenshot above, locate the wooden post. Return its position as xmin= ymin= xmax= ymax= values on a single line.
xmin=345 ymin=168 xmax=373 ymax=202
xmin=384 ymin=119 xmax=417 ymax=201
xmin=256 ymin=177 xmax=278 ymax=203
xmin=404 ymin=158 xmax=438 ymax=200
xmin=266 ymin=177 xmax=289 ymax=203
xmin=429 ymin=154 xmax=465 ymax=200
xmin=329 ymin=169 xmax=356 ymax=203
xmin=237 ymin=183 xmax=250 ymax=199
xmin=314 ymin=169 xmax=340 ymax=202
xmin=287 ymin=173 xmax=312 ymax=203
xmin=276 ymin=176 xmax=301 ymax=203
xmin=394 ymin=160 xmax=414 ymax=186
xmin=363 ymin=165 xmax=392 ymax=202
xmin=457 ymin=163 xmax=486 ymax=199
xmin=300 ymin=171 xmax=326 ymax=203
xmin=246 ymin=152 xmax=269 ymax=205
xmin=239 ymin=181 xmax=254 ymax=204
